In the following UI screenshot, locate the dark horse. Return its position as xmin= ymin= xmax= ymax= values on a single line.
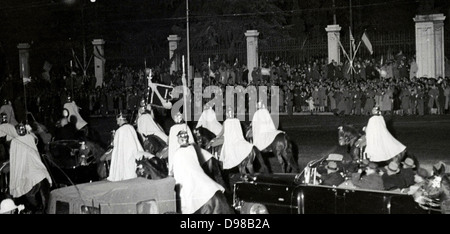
xmin=338 ymin=125 xmax=367 ymax=162
xmin=193 ymin=126 xmax=268 ymax=177
xmin=338 ymin=124 xmax=408 ymax=166
xmin=135 ymin=156 xmax=169 ymax=180
xmin=141 ymin=134 xmax=168 ymax=158
xmin=0 ymin=161 xmax=50 ymax=214
xmin=420 ymin=162 xmax=450 ymax=214
xmin=244 ymin=124 xmax=299 ymax=173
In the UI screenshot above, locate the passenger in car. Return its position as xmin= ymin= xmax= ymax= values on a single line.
xmin=318 ymin=161 xmax=345 ymax=187
xmin=402 ymin=167 xmax=430 ymax=195
xmin=380 ymin=161 xmax=408 ymax=191
xmin=398 ymin=157 xmax=416 ymax=188
xmin=351 ymin=161 xmax=384 ymax=190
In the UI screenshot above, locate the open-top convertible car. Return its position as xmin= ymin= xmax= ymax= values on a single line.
xmin=43 ymin=140 xmax=101 ymax=188
xmin=47 ymin=177 xmax=176 ymax=214
xmin=233 ymin=155 xmax=441 ymax=214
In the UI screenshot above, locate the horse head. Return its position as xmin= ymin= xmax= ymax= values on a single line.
xmin=421 ymin=162 xmax=450 ymax=213
xmin=193 ymin=127 xmax=216 ymax=149
xmin=135 ymin=157 xmax=168 ymax=180
xmin=338 ymin=125 xmax=363 ymax=147
xmin=244 ymin=123 xmax=253 ymax=142
xmin=142 ymin=134 xmax=167 ymax=155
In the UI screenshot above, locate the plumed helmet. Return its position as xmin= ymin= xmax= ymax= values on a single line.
xmin=140 ymin=98 xmax=146 ymax=107
xmin=256 ymin=101 xmax=266 ymax=110
xmin=177 ymin=130 xmax=189 ymax=141
xmin=116 ymin=112 xmax=128 ymax=122
xmin=203 ymin=102 xmax=211 ymax=110
xmin=0 ymin=113 xmax=7 ymax=124
xmin=372 ymin=106 xmax=381 ymax=116
xmin=226 ymin=106 xmax=234 ymax=119
xmin=62 ymin=108 xmax=70 ymax=118
xmin=172 ymin=112 xmax=183 ymax=124
xmin=16 ymin=123 xmax=27 ymax=136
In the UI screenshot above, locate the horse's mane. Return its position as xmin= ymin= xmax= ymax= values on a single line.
xmin=142 ymin=134 xmax=167 ymax=155
xmin=339 ymin=125 xmax=364 ymax=137
xmin=136 ymin=157 xmax=168 ymax=180
xmin=194 ymin=126 xmax=216 ymax=141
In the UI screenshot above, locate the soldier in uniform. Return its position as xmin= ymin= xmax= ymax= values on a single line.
xmin=107 ymin=113 xmax=152 ymax=182
xmin=172 ymin=130 xmax=233 ymax=214
xmin=0 ymin=99 xmax=18 ymax=126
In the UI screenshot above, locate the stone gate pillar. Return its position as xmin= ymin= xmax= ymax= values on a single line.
xmin=414 ymin=14 xmax=446 ymax=79
xmin=167 ymin=35 xmax=181 ymax=75
xmin=92 ymin=39 xmax=105 ymax=87
xmin=245 ymin=30 xmax=259 ymax=83
xmin=17 ymin=43 xmax=31 ymax=80
xmin=325 ymin=25 xmax=342 ymax=65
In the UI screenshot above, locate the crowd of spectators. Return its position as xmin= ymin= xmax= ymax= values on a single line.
xmin=2 ymin=52 xmax=450 ymax=129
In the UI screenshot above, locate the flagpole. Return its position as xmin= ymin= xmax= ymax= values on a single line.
xmin=23 ymin=79 xmax=28 ymax=125
xmin=182 ymin=55 xmax=188 ymax=128
xmin=21 ymin=60 xmax=28 ymax=124
xmin=186 ymin=0 xmax=190 ymax=88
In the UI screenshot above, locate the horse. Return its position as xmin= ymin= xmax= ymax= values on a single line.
xmin=141 ymin=134 xmax=168 ymax=158
xmin=337 ymin=124 xmax=408 ymax=167
xmin=0 ymin=160 xmax=51 ymax=214
xmin=135 ymin=156 xmax=169 ymax=180
xmin=244 ymin=123 xmax=299 ymax=173
xmin=338 ymin=125 xmax=366 ymax=162
xmin=193 ymin=126 xmax=268 ymax=177
xmin=419 ymin=162 xmax=450 ymax=214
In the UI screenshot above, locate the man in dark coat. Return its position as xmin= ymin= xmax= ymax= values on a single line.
xmin=319 ymin=161 xmax=345 ymax=187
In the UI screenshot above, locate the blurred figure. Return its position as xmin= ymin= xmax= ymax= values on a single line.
xmin=0 ymin=198 xmax=25 ymax=214
xmin=0 ymin=99 xmax=17 ymax=126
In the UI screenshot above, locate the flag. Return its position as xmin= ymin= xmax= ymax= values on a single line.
xmin=208 ymin=58 xmax=215 ymax=77
xmin=350 ymin=30 xmax=356 ymax=52
xmin=23 ymin=77 xmax=31 ymax=85
xmin=93 ymin=46 xmax=106 ymax=63
xmin=361 ymin=32 xmax=373 ymax=55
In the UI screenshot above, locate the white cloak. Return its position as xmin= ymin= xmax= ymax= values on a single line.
xmin=137 ymin=113 xmax=168 ymax=143
xmin=196 ymin=108 xmax=223 ymax=136
xmin=220 ymin=118 xmax=253 ymax=169
xmin=365 ymin=115 xmax=406 ymax=162
xmin=0 ymin=123 xmax=19 ymax=141
xmin=173 ymin=145 xmax=224 ymax=214
xmin=63 ymin=101 xmax=88 ymax=130
xmin=168 ymin=124 xmax=195 ymax=176
xmin=9 ymin=134 xmax=52 ymax=198
xmin=107 ymin=124 xmax=148 ymax=182
xmin=251 ymin=109 xmax=283 ymax=151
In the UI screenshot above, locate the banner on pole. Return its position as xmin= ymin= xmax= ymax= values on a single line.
xmin=361 ymin=32 xmax=373 ymax=55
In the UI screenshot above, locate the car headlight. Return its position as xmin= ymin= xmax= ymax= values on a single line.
xmin=136 ymin=199 xmax=159 ymax=214
xmin=81 ymin=205 xmax=100 ymax=214
xmin=242 ymin=202 xmax=269 ymax=214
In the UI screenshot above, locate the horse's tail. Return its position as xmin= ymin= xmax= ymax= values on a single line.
xmin=284 ymin=133 xmax=299 ymax=173
xmin=253 ymin=146 xmax=268 ymax=174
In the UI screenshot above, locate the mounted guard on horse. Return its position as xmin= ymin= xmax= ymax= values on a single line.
xmin=246 ymin=101 xmax=299 ymax=173
xmin=338 ymin=106 xmax=407 ymax=171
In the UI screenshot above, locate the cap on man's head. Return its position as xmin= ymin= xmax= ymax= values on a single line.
xmin=385 ymin=161 xmax=400 ymax=173
xmin=401 ymin=157 xmax=416 ymax=168
xmin=325 ymin=161 xmax=338 ymax=171
xmin=367 ymin=162 xmax=378 ymax=170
